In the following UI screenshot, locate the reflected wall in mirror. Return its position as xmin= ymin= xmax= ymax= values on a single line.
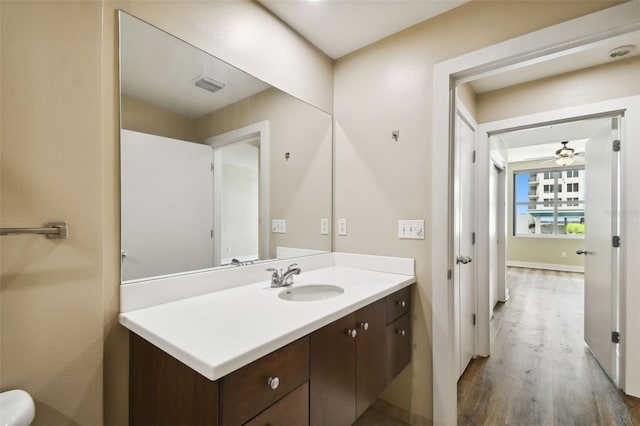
xmin=119 ymin=11 xmax=332 ymax=283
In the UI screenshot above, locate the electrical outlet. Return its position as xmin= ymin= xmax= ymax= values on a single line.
xmin=338 ymin=218 xmax=347 ymax=236
xmin=398 ymin=219 xmax=425 ymax=239
xmin=271 ymin=219 xmax=286 ymax=233
xmin=320 ymin=218 xmax=329 ymax=235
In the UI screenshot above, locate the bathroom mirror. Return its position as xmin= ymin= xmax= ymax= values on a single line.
xmin=119 ymin=11 xmax=332 ymax=283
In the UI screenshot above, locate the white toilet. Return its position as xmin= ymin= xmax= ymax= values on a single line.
xmin=0 ymin=390 xmax=35 ymax=426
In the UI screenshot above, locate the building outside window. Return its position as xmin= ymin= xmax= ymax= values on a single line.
xmin=513 ymin=168 xmax=585 ymax=237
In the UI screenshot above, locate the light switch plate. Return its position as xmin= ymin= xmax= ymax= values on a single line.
xmin=398 ymin=219 xmax=425 ymax=239
xmin=272 ymin=219 xmax=286 ymax=233
xmin=320 ymin=218 xmax=329 ymax=235
xmin=338 ymin=218 xmax=347 ymax=236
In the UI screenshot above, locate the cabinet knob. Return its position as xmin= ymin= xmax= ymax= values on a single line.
xmin=345 ymin=329 xmax=357 ymax=338
xmin=396 ymin=328 xmax=406 ymax=337
xmin=396 ymin=300 xmax=407 ymax=308
xmin=359 ymin=322 xmax=369 ymax=331
xmin=267 ymin=376 xmax=280 ymax=390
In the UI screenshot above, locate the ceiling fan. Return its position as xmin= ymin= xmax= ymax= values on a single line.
xmin=543 ymin=140 xmax=584 ymax=166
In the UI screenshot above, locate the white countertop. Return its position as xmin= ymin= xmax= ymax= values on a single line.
xmin=120 ymin=264 xmax=415 ymax=381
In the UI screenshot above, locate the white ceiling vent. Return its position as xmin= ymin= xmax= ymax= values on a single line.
xmin=194 ymin=76 xmax=226 ymax=93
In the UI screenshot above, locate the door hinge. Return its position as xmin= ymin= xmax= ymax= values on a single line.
xmin=612 ymin=235 xmax=620 ymax=248
xmin=472 ymin=232 xmax=476 ymax=245
xmin=612 ymin=331 xmax=620 ymax=344
xmin=613 ymin=139 xmax=621 ymax=152
xmin=211 ymin=163 xmax=214 ymax=171
xmin=447 ymin=269 xmax=452 ymax=280
xmin=472 ymin=150 xmax=477 ymax=163
xmin=472 ymin=313 xmax=476 ymax=326
xmin=210 ymin=229 xmax=214 ymax=238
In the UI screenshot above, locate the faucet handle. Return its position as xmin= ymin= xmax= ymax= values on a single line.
xmin=265 ymin=267 xmax=279 ymax=275
xmin=287 ymin=263 xmax=299 ymax=271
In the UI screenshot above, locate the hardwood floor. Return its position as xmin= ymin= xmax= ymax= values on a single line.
xmin=458 ymin=267 xmax=640 ymax=425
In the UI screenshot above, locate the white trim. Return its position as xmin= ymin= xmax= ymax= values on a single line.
xmin=206 ymin=121 xmax=270 ymax=265
xmin=506 ymin=261 xmax=584 ymax=273
xmin=432 ymin=3 xmax=640 ymax=423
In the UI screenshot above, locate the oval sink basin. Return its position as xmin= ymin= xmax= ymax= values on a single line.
xmin=278 ymin=285 xmax=344 ymax=302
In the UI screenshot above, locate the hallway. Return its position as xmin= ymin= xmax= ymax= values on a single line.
xmin=458 ymin=267 xmax=640 ymax=425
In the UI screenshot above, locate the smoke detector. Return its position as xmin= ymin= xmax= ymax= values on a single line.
xmin=608 ymin=45 xmax=635 ymax=59
xmin=193 ymin=75 xmax=226 ymax=93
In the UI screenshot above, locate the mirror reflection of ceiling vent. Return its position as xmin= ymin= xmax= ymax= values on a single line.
xmin=194 ymin=76 xmax=226 ymax=93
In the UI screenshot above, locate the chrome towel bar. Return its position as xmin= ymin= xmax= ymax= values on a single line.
xmin=0 ymin=222 xmax=69 ymax=239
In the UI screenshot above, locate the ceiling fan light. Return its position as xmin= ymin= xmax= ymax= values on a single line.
xmin=555 ymin=156 xmax=575 ymax=166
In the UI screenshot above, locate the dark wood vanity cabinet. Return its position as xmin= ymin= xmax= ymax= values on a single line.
xmin=309 ymin=288 xmax=412 ymax=426
xmin=129 ymin=286 xmax=412 ymax=426
xmin=130 ymin=333 xmax=220 ymax=426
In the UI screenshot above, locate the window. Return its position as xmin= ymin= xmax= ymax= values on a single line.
xmin=567 ymin=183 xmax=579 ymax=192
xmin=513 ymin=167 xmax=584 ymax=237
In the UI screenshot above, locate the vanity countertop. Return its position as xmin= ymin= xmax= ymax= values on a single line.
xmin=119 ymin=265 xmax=415 ymax=381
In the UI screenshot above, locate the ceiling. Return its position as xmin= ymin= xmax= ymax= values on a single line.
xmin=120 ymin=13 xmax=270 ymax=119
xmin=259 ymin=1 xmax=639 ymax=93
xmin=259 ymin=0 xmax=469 ymax=59
xmin=498 ymin=116 xmax=612 ymax=163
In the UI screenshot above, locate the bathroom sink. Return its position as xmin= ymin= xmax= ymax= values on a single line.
xmin=278 ymin=285 xmax=344 ymax=302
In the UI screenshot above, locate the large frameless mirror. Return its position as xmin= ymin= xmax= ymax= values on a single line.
xmin=119 ymin=11 xmax=332 ymax=283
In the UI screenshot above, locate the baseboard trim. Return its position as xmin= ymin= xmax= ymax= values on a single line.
xmin=507 ymin=261 xmax=584 ymax=273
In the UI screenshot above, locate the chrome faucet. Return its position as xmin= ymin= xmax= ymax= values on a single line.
xmin=266 ymin=263 xmax=301 ymax=288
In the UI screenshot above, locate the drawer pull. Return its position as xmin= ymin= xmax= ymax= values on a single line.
xmin=345 ymin=329 xmax=357 ymax=338
xmin=396 ymin=328 xmax=406 ymax=337
xmin=396 ymin=300 xmax=407 ymax=308
xmin=359 ymin=322 xmax=369 ymax=331
xmin=267 ymin=376 xmax=280 ymax=390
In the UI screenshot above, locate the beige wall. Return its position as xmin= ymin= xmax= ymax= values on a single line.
xmin=332 ymin=1 xmax=621 ymax=421
xmin=477 ymin=57 xmax=640 ymax=123
xmin=120 ymin=94 xmax=198 ymax=142
xmin=1 ymin=2 xmax=104 ymax=424
xmin=506 ymin=161 xmax=585 ymax=269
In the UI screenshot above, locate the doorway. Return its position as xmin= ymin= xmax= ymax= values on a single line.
xmin=206 ymin=120 xmax=270 ymax=267
xmin=431 ymin=3 xmax=640 ymax=423
xmin=487 ymin=114 xmax=622 ymax=391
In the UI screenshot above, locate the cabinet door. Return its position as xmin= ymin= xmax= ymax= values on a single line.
xmin=355 ymin=299 xmax=387 ymax=418
xmin=130 ymin=333 xmax=219 ymax=426
xmin=386 ymin=312 xmax=412 ymax=382
xmin=310 ymin=313 xmax=356 ymax=426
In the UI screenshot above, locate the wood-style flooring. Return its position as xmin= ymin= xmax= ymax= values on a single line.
xmin=458 ymin=267 xmax=640 ymax=425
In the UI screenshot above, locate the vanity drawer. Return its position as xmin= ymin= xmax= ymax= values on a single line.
xmin=243 ymin=382 xmax=309 ymax=426
xmin=386 ymin=286 xmax=411 ymax=324
xmin=220 ymin=337 xmax=310 ymax=426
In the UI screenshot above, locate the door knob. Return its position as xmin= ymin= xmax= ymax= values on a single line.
xmin=456 ymin=256 xmax=472 ymax=264
xmin=576 ymin=249 xmax=591 ymax=255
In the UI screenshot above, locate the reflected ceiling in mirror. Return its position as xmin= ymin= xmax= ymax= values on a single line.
xmin=119 ymin=11 xmax=332 ymax=283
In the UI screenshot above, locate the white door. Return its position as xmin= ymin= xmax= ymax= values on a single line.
xmin=212 ymin=139 xmax=260 ymax=266
xmin=454 ymin=112 xmax=476 ymax=378
xmin=121 ymin=130 xmax=214 ymax=281
xmin=488 ymin=164 xmax=501 ymax=314
xmin=580 ymin=116 xmax=620 ymax=383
